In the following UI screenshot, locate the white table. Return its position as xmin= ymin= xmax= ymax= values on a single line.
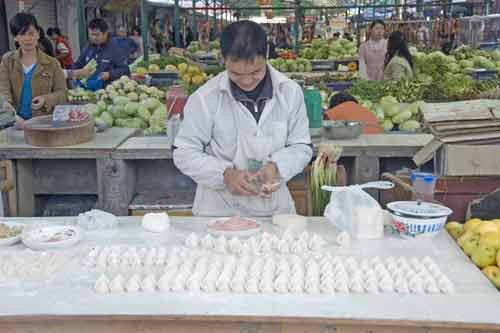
xmin=0 ymin=216 xmax=498 ymax=333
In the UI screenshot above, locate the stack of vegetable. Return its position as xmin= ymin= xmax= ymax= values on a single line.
xmin=131 ymin=55 xmax=186 ymax=76
xmin=311 ymin=143 xmax=343 ymax=216
xmin=301 ymin=39 xmax=357 ymax=60
xmin=269 ymin=58 xmax=312 ymax=73
xmin=68 ymin=88 xmax=96 ymax=103
xmin=82 ymin=76 xmax=168 ymax=135
xmin=187 ymin=41 xmax=220 ymax=53
xmin=360 ymin=96 xmax=423 ymax=132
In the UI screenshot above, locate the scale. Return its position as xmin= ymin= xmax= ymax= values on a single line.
xmin=145 ymin=72 xmax=179 ymax=88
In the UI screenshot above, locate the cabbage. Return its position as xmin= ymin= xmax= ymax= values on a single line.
xmin=114 ymin=96 xmax=129 ymax=106
xmin=142 ymin=98 xmax=162 ymax=111
xmin=406 ymin=101 xmax=423 ymax=115
xmin=125 ymin=102 xmax=139 ymax=116
xmin=374 ymin=106 xmax=385 ymax=121
xmin=382 ymin=119 xmax=394 ymax=131
xmin=127 ymin=92 xmax=139 ymax=102
xmin=150 ymin=106 xmax=167 ymax=126
xmin=400 ymin=120 xmax=421 ymax=132
xmin=137 ymin=106 xmax=151 ymax=122
xmin=100 ymin=112 xmax=114 ymax=127
xmin=380 ymin=96 xmax=400 ymax=117
xmin=110 ymin=105 xmax=127 ymax=119
xmin=83 ymin=103 xmax=100 ymax=118
xmin=392 ymin=110 xmax=412 ymax=124
xmin=97 ymin=100 xmax=107 ymax=113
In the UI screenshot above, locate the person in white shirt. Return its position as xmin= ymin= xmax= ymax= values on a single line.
xmin=173 ymin=21 xmax=312 ymax=217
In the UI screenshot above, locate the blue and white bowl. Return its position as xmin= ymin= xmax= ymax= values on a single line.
xmin=387 ymin=201 xmax=453 ymax=239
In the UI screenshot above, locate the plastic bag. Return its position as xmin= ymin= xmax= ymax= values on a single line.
xmin=324 ymin=185 xmax=384 ymax=239
xmin=77 ymin=209 xmax=117 ymax=230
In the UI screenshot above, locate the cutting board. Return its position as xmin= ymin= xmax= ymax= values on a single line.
xmin=24 ymin=115 xmax=95 ymax=147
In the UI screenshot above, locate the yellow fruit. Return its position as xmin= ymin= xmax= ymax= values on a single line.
xmin=497 ymin=247 xmax=500 ymax=266
xmin=457 ymin=230 xmax=478 ymax=248
xmin=463 ymin=236 xmax=480 ymax=256
xmin=464 ymin=218 xmax=482 ymax=232
xmin=445 ymin=221 xmax=465 ymax=240
xmin=135 ymin=67 xmax=147 ymax=76
xmin=191 ymin=75 xmax=204 ymax=86
xmin=182 ymin=74 xmax=192 ymax=84
xmin=178 ymin=63 xmax=188 ymax=73
xmin=471 ymin=244 xmax=498 ymax=268
xmin=188 ymin=65 xmax=200 ymax=74
xmin=476 ymin=221 xmax=500 ymax=235
xmin=165 ymin=64 xmax=178 ymax=72
xmin=148 ymin=64 xmax=160 ymax=73
xmin=480 ymin=232 xmax=500 ymax=250
xmin=482 ymin=266 xmax=500 ymax=288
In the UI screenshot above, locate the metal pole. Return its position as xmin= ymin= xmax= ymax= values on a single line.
xmin=76 ymin=0 xmax=87 ymax=51
xmin=205 ymin=0 xmax=209 ymax=21
xmin=140 ymin=0 xmax=149 ymax=65
xmin=213 ymin=0 xmax=217 ymax=31
xmin=174 ymin=0 xmax=180 ymax=47
xmin=192 ymin=0 xmax=197 ymax=41
xmin=294 ymin=0 xmax=300 ymax=54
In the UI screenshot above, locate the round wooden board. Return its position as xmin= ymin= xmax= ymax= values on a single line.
xmin=24 ymin=115 xmax=95 ymax=147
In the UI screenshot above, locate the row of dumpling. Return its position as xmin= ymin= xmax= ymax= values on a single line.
xmin=184 ymin=231 xmax=326 ymax=255
xmin=83 ymin=245 xmax=173 ymax=269
xmin=0 ymin=250 xmax=67 ymax=279
xmin=94 ymin=253 xmax=454 ymax=294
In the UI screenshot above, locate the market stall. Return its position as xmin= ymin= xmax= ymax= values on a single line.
xmin=0 ymin=216 xmax=499 ymax=333
xmin=0 ymin=127 xmax=137 ymax=217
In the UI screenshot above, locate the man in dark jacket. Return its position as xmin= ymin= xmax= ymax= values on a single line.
xmin=71 ymin=18 xmax=129 ymax=88
xmin=112 ymin=26 xmax=138 ymax=63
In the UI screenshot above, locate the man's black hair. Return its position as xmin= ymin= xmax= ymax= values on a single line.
xmin=221 ymin=20 xmax=267 ymax=61
xmin=88 ymin=18 xmax=109 ymax=33
xmin=9 ymin=12 xmax=38 ymax=36
xmin=47 ymin=27 xmax=62 ymax=37
xmin=329 ymin=92 xmax=358 ymax=109
xmin=370 ymin=19 xmax=386 ymax=29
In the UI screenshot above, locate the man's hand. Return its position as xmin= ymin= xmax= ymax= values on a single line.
xmin=100 ymin=72 xmax=111 ymax=81
xmin=74 ymin=67 xmax=93 ymax=79
xmin=223 ymin=168 xmax=259 ymax=196
xmin=252 ymin=162 xmax=281 ymax=198
xmin=32 ymin=96 xmax=46 ymax=110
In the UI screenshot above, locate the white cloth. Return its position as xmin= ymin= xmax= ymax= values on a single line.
xmin=173 ymin=65 xmax=313 ymax=217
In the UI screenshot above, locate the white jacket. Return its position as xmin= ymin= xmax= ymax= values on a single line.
xmin=173 ymin=65 xmax=313 ymax=216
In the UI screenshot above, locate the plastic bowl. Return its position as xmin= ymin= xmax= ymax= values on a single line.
xmin=387 ymin=201 xmax=453 ymax=239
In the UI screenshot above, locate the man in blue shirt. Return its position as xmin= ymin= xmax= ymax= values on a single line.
xmin=69 ymin=18 xmax=130 ymax=88
xmin=113 ymin=26 xmax=138 ymax=63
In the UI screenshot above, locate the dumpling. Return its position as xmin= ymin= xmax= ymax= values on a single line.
xmin=141 ymin=274 xmax=157 ymax=292
xmin=394 ymin=279 xmax=409 ymax=294
xmin=126 ymin=274 xmax=141 ymax=293
xmin=185 ymin=233 xmax=199 ymax=248
xmin=171 ymin=273 xmax=187 ymax=292
xmin=228 ymin=237 xmax=242 ymax=254
xmin=304 ymin=277 xmax=320 ymax=294
xmin=277 ymin=239 xmax=290 ymax=254
xmin=94 ymin=274 xmax=110 ymax=294
xmin=109 ymin=274 xmax=125 ymax=293
xmin=201 ymin=274 xmax=217 ymax=293
xmin=214 ymin=236 xmax=227 ymax=254
xmin=336 ymin=231 xmax=351 ymax=247
xmin=201 ymin=234 xmax=215 ymax=249
xmin=186 ymin=275 xmax=201 ymax=292
xmin=320 ymin=278 xmax=335 ymax=294
xmin=245 ymin=277 xmax=259 ymax=294
xmin=308 ymin=234 xmax=326 ymax=251
xmin=274 ymin=274 xmax=289 ymax=294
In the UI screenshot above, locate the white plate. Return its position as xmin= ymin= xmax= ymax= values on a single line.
xmin=207 ymin=217 xmax=262 ymax=238
xmin=0 ymin=222 xmax=24 ymax=246
xmin=22 ymin=225 xmax=83 ymax=250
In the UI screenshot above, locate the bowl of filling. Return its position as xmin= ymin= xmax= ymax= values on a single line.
xmin=207 ymin=216 xmax=262 ymax=237
xmin=0 ymin=222 xmax=24 ymax=246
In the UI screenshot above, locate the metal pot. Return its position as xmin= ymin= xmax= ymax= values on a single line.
xmin=321 ymin=120 xmax=362 ymax=140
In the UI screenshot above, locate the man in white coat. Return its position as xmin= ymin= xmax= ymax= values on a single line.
xmin=173 ymin=21 xmax=313 ymax=217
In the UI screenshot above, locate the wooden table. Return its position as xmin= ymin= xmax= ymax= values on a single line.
xmin=0 ymin=216 xmax=499 ymax=333
xmin=0 ymin=127 xmax=137 ymax=216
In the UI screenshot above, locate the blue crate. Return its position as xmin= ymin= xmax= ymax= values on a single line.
xmin=326 ymin=81 xmax=354 ymax=92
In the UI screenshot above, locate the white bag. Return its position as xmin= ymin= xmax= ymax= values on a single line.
xmin=323 ymin=182 xmax=393 ymax=239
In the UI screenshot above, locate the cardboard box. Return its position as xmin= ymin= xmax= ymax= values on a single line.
xmin=435 ymin=144 xmax=500 ymax=176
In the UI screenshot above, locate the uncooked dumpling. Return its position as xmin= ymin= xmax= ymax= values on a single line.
xmin=95 ymin=274 xmax=110 ymax=294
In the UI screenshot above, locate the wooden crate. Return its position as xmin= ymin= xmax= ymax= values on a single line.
xmin=380 ymin=173 xmax=500 ymax=222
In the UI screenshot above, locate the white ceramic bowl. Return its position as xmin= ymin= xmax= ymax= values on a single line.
xmin=387 ymin=201 xmax=453 ymax=239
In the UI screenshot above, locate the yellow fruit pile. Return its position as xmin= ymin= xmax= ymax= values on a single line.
xmin=446 ymin=218 xmax=500 ymax=288
xmin=177 ymin=63 xmax=207 ymax=86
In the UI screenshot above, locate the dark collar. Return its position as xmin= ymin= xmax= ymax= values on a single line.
xmin=230 ymin=65 xmax=273 ymax=103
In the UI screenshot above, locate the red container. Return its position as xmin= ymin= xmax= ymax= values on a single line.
xmin=166 ymin=85 xmax=188 ymax=118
